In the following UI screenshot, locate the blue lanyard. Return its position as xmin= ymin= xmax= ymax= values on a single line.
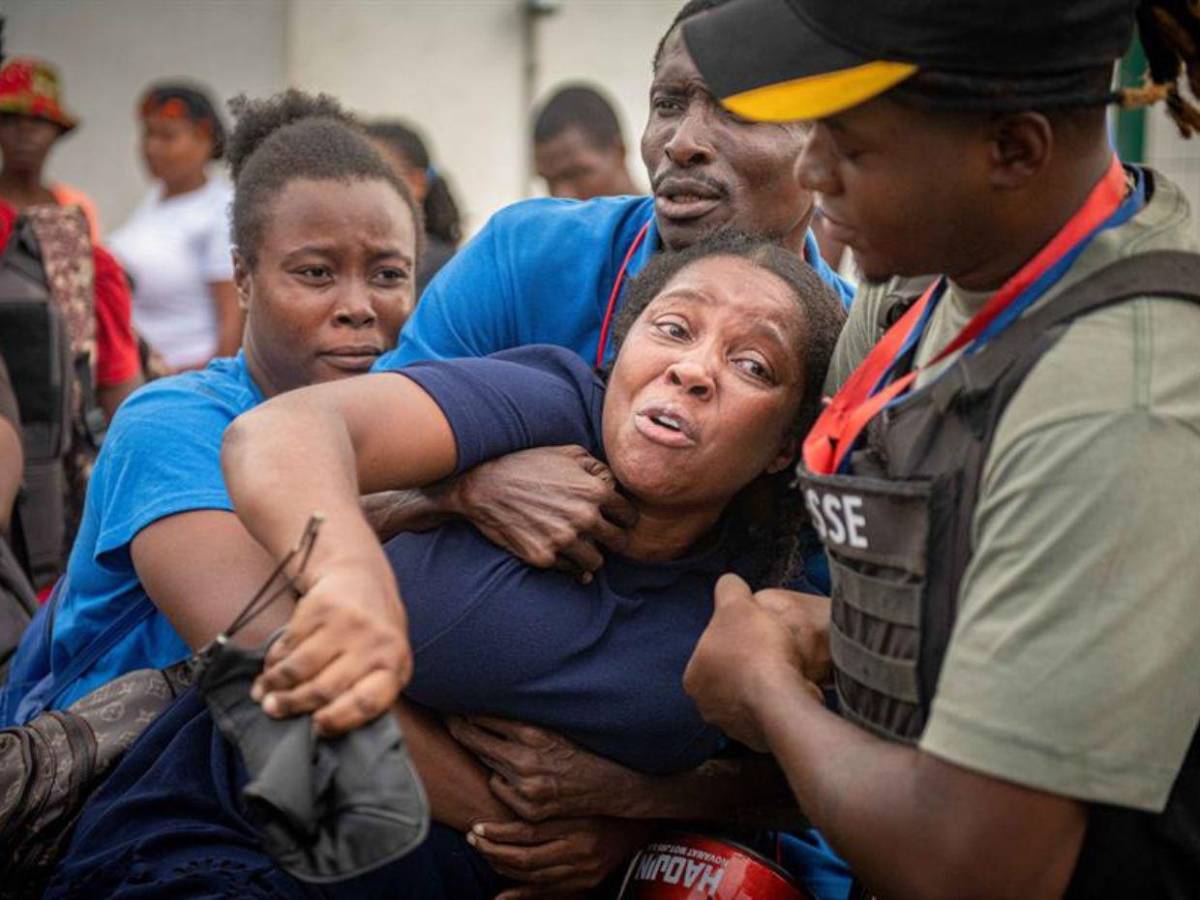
xmin=874 ymin=165 xmax=1146 ymax=401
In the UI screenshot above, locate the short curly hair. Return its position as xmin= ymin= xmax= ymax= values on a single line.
xmin=226 ymin=89 xmax=422 ymax=267
xmin=610 ymin=232 xmax=846 ymax=586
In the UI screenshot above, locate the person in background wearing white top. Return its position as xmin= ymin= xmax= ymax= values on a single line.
xmin=110 ymin=83 xmax=238 ymax=372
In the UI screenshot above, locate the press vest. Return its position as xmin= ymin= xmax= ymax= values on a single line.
xmin=799 ymin=251 xmax=1200 ymax=895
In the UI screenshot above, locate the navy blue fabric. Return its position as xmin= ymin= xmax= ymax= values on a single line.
xmin=375 ymin=195 xmax=854 ymax=371
xmin=44 ymin=689 xmax=502 ymax=900
xmin=3 ymin=577 xmax=156 ymax=725
xmin=393 ymin=525 xmax=732 ymax=774
xmin=394 ymin=345 xmax=728 ymax=773
xmin=0 ymin=577 xmax=59 ymax=725
xmin=397 ymin=345 xmax=605 ymax=477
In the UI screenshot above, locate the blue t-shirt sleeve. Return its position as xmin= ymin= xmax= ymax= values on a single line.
xmin=383 ymin=216 xmax=516 ymax=366
xmin=394 ymin=345 xmax=604 ymax=475
xmin=804 ymin=230 xmax=856 ymax=310
xmin=88 ymin=379 xmax=237 ymax=563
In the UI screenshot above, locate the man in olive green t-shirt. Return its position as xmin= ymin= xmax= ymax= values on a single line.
xmin=828 ymin=171 xmax=1200 ymax=815
xmin=678 ymin=0 xmax=1200 ymax=897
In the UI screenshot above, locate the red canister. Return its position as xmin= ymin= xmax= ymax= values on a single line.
xmin=616 ymin=833 xmax=814 ymax=900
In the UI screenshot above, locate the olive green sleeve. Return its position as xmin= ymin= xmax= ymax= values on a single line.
xmin=825 ymin=281 xmax=882 ymax=394
xmin=921 ymin=298 xmax=1200 ymax=812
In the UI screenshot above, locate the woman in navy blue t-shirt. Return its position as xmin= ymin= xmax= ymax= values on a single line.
xmin=47 ymin=233 xmax=847 ymax=899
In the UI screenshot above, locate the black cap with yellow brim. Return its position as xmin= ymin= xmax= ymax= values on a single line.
xmin=683 ymin=0 xmax=1138 ymax=122
xmin=680 ymin=0 xmax=918 ymax=122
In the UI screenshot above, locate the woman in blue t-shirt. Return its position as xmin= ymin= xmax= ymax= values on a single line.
xmin=45 ymin=230 xmax=849 ymax=899
xmin=0 ymin=90 xmax=424 ymax=724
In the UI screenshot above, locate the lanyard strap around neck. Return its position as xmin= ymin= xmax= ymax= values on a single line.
xmin=804 ymin=156 xmax=1141 ymax=476
xmin=595 ymin=220 xmax=651 ymax=370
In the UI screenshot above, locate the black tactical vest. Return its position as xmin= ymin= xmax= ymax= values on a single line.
xmin=799 ymin=251 xmax=1200 ymax=896
xmin=0 ymin=207 xmax=101 ymax=591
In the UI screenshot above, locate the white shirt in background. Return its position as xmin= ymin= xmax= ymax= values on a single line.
xmin=109 ymin=175 xmax=234 ymax=369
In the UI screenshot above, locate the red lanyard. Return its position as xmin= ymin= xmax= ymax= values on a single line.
xmin=803 ymin=156 xmax=1130 ymax=476
xmin=594 ymin=221 xmax=652 ymax=369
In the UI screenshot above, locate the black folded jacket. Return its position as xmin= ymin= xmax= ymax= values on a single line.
xmin=197 ymin=638 xmax=429 ymax=884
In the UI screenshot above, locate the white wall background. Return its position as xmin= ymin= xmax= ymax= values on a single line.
xmin=5 ymin=0 xmax=679 ymax=242
xmin=7 ymin=0 xmax=1200 ymax=241
xmin=5 ymin=0 xmax=287 ymax=234
xmin=283 ymin=0 xmax=679 ymax=233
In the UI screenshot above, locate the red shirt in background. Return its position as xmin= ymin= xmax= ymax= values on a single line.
xmin=0 ymin=199 xmax=140 ymax=387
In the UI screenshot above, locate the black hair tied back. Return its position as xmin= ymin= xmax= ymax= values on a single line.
xmin=225 ymin=90 xmax=352 ymax=184
xmin=226 ymin=90 xmax=422 ymax=266
xmin=141 ymin=81 xmax=227 ymax=159
xmin=365 ymin=120 xmax=462 ymax=247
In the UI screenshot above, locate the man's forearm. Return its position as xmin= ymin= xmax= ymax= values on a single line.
xmin=622 ymin=755 xmax=802 ymax=828
xmin=752 ymin=669 xmax=1083 ymax=900
xmin=394 ymin=699 xmax=516 ymax=832
xmin=362 ymin=488 xmax=454 ymax=542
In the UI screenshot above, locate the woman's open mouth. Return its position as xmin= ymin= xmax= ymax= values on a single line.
xmin=634 ymin=406 xmax=699 ymax=448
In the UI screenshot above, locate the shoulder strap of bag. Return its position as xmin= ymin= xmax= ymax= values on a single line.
xmin=20 ymin=206 xmax=95 ymax=381
xmin=12 ymin=579 xmax=155 ymax=725
xmin=941 ymin=250 xmax=1200 ymax=401
xmin=1027 ymin=249 xmax=1200 ymax=325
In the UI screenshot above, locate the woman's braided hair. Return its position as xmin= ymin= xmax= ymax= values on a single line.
xmin=609 ymin=232 xmax=846 ymax=587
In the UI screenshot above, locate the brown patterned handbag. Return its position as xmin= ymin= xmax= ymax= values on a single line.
xmin=0 ymin=517 xmax=313 ymax=896
xmin=0 ymin=659 xmax=194 ymax=898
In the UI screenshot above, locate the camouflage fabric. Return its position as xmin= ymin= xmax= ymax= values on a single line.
xmin=21 ymin=205 xmax=97 ymax=557
xmin=0 ymin=661 xmax=194 ymax=898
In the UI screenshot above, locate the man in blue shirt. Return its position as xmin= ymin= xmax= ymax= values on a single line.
xmin=368 ymin=0 xmax=843 ymax=601
xmin=378 ymin=0 xmax=852 ymax=373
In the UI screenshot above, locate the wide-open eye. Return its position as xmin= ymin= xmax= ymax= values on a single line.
xmin=653 ymin=315 xmax=691 ymax=340
xmin=732 ymin=354 xmax=775 ymax=384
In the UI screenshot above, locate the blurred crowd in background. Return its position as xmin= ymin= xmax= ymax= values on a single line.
xmin=0 ymin=0 xmax=1179 ymax=601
